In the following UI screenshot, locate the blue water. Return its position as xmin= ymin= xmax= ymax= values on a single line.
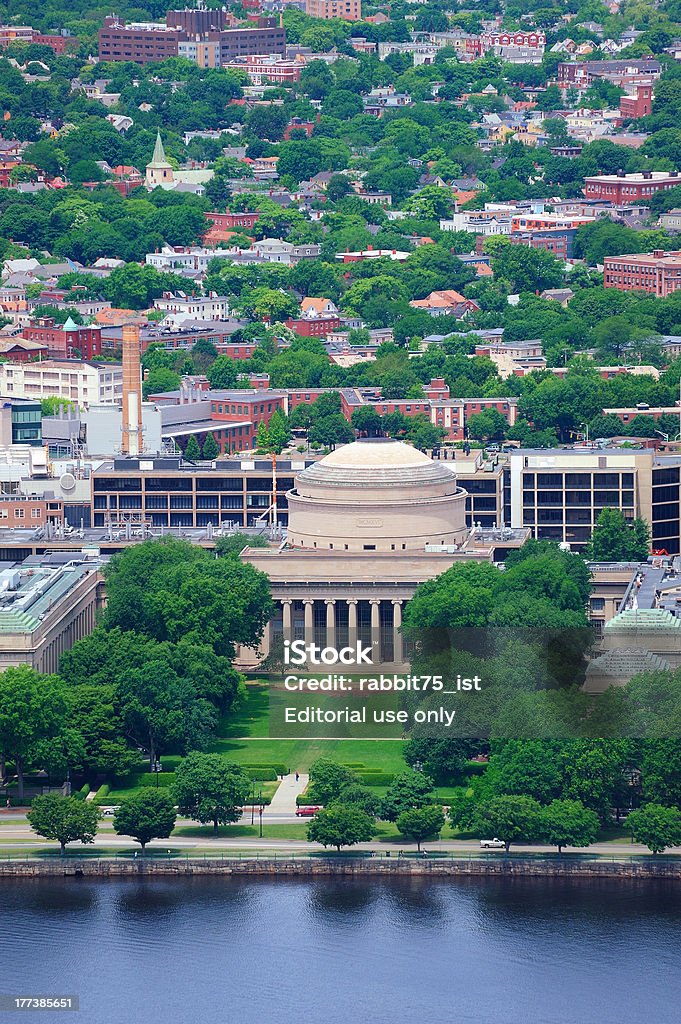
xmin=0 ymin=876 xmax=679 ymax=1024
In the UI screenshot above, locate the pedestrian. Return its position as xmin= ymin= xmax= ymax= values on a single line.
xmin=295 ymin=771 xmax=300 ymax=782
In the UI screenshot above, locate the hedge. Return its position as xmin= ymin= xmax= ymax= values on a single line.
xmin=93 ymin=784 xmax=110 ymax=803
xmin=73 ymin=783 xmax=90 ymax=801
xmin=132 ymin=772 xmax=176 ymax=788
xmin=243 ymin=768 xmax=277 ymax=782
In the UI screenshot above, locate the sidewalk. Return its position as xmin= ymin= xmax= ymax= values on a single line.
xmin=266 ymin=773 xmax=309 ymax=815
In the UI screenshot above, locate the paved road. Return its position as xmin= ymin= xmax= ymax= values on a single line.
xmin=0 ymin=822 xmax=673 ymax=857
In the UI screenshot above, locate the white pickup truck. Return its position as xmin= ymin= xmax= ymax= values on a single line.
xmin=480 ymin=838 xmax=505 ymax=849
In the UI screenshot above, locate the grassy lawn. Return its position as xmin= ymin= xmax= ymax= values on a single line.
xmin=173 ymin=823 xmax=309 ymax=840
xmin=103 ymin=779 xmax=280 ymax=805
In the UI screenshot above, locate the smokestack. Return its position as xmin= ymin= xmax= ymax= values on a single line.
xmin=121 ymin=323 xmax=143 ymax=456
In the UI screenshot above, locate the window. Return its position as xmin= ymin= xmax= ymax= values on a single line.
xmin=14 ymin=508 xmax=24 ymax=519
xmin=31 ymin=508 xmax=41 ymax=519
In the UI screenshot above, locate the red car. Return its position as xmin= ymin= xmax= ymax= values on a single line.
xmin=296 ymin=806 xmax=321 ymax=817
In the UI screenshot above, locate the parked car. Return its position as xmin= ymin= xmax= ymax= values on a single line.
xmin=101 ymin=806 xmax=120 ymax=816
xmin=480 ymin=838 xmax=505 ymax=849
xmin=296 ymin=806 xmax=321 ymax=817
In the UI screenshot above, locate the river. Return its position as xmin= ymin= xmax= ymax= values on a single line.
xmin=1 ymin=876 xmax=679 ymax=1024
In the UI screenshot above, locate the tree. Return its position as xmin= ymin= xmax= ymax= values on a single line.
xmin=472 ymin=795 xmax=542 ymax=852
xmin=202 ymin=433 xmax=220 ymax=460
xmin=184 ymin=435 xmax=201 ymax=461
xmin=103 ymin=539 xmax=273 ymax=658
xmin=307 ymin=804 xmax=374 ymax=851
xmin=214 ymin=532 xmax=269 ymax=557
xmin=256 ymin=421 xmax=270 ymax=451
xmin=396 ymin=805 xmax=446 ymax=851
xmin=627 ymin=803 xmax=681 ymax=854
xmin=267 ymin=409 xmax=291 ymax=453
xmin=539 ymin=799 xmax=600 ymax=854
xmin=586 ymin=508 xmax=650 ymax=562
xmin=379 ymin=770 xmax=437 ymax=822
xmin=143 ymin=367 xmax=180 ymax=399
xmin=207 ymin=355 xmax=238 ymax=390
xmin=485 ymin=237 xmax=563 ymax=293
xmin=351 ymin=406 xmax=383 ymax=437
xmin=27 ymin=794 xmax=100 ymax=854
xmin=113 ymin=790 xmax=176 ymax=852
xmin=309 ymin=413 xmax=354 ymax=448
xmin=173 ymin=752 xmax=249 ymax=832
xmin=307 ymin=758 xmax=356 ymax=804
xmin=0 ymin=667 xmax=68 ymax=800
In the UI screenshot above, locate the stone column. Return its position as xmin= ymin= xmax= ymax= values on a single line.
xmin=392 ymin=600 xmax=403 ymax=666
xmin=348 ymin=599 xmax=358 ymax=649
xmin=325 ymin=599 xmax=336 ymax=651
xmin=303 ymin=599 xmax=314 ymax=647
xmin=282 ymin=600 xmax=293 ymax=643
xmin=370 ymin=599 xmax=381 ymax=663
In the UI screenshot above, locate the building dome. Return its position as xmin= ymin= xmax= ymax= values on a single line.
xmin=287 ymin=438 xmax=468 ymax=552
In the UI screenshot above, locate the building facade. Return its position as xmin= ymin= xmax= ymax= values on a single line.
xmin=603 ymin=249 xmax=681 ymax=296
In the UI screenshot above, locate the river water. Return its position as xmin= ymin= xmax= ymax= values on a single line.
xmin=0 ymin=876 xmax=679 ymax=1024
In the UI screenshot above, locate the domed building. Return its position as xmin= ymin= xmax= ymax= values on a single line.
xmin=287 ymin=439 xmax=468 ymax=553
xmin=240 ymin=438 xmax=518 ymax=669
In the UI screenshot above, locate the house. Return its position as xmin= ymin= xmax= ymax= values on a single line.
xmin=409 ymin=290 xmax=480 ymax=318
xmin=540 ymin=288 xmax=574 ymax=307
xmin=300 ymin=297 xmax=339 ymax=319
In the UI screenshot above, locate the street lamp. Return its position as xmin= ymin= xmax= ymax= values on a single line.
xmin=258 ymin=789 xmax=264 ymax=839
xmin=654 ymin=430 xmax=669 ymax=443
xmin=153 ymin=760 xmax=162 ymax=789
xmin=250 ymin=779 xmax=256 ymax=825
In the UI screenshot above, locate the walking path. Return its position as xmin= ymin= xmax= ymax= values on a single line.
xmin=266 ymin=773 xmax=309 ymax=815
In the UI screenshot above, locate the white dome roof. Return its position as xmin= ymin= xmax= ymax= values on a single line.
xmin=296 ymin=438 xmax=456 ymax=491
xmin=319 ymin=439 xmax=433 ymax=469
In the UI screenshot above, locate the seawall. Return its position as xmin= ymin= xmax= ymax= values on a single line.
xmin=0 ymin=857 xmax=680 ymax=880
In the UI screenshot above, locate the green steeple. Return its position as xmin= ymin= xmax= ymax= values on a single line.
xmin=149 ymin=130 xmax=170 ymax=167
xmin=62 ymin=316 xmax=79 ymax=332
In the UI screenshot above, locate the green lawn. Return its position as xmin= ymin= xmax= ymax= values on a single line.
xmin=209 ymin=737 xmax=408 ymax=773
xmin=173 ymin=823 xmax=309 ymax=840
xmin=210 ymin=681 xmax=409 ymax=773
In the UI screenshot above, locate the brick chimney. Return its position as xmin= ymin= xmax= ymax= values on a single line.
xmin=121 ymin=323 xmax=143 ymax=456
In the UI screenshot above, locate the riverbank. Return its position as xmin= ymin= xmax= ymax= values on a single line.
xmin=1 ymin=855 xmax=680 ymax=880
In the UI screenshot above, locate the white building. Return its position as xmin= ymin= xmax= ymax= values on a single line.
xmin=0 ymin=361 xmax=122 ymax=407
xmin=153 ymin=293 xmax=231 ymax=319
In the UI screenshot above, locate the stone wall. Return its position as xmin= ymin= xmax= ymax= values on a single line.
xmin=0 ymin=857 xmax=680 ymax=880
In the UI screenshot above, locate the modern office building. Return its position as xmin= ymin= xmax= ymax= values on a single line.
xmin=0 ymin=398 xmax=42 ymax=447
xmin=508 ymin=447 xmax=681 ymax=554
xmin=90 ymin=454 xmax=317 ymax=530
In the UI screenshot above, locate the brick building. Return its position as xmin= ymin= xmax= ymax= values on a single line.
xmin=21 ymin=317 xmax=103 ymax=360
xmin=603 ymin=250 xmax=681 ymax=296
xmin=557 ymin=59 xmax=660 ymax=87
xmin=583 ymin=171 xmax=681 ymax=203
xmin=98 ymin=11 xmax=285 ymax=64
xmin=619 ymin=84 xmax=653 ymax=120
xmin=305 ymin=0 xmax=361 ymax=19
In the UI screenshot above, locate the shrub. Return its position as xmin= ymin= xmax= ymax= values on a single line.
xmin=94 ymin=785 xmax=110 ymax=803
xmin=73 ymin=783 xmax=91 ymax=801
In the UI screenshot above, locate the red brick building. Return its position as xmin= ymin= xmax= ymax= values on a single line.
xmin=204 ymin=210 xmax=259 ymax=232
xmin=284 ymin=316 xmax=341 ymax=337
xmin=619 ymin=84 xmax=653 ymax=120
xmin=603 ymin=249 xmax=681 ymax=296
xmin=583 ymin=170 xmax=681 ymax=203
xmin=21 ymin=317 xmax=103 ymax=359
xmin=209 ymin=389 xmax=287 ymax=451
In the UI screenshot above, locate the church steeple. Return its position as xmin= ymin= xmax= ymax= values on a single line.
xmin=150 ymin=130 xmax=167 ymax=166
xmin=145 ymin=130 xmax=173 ymax=189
